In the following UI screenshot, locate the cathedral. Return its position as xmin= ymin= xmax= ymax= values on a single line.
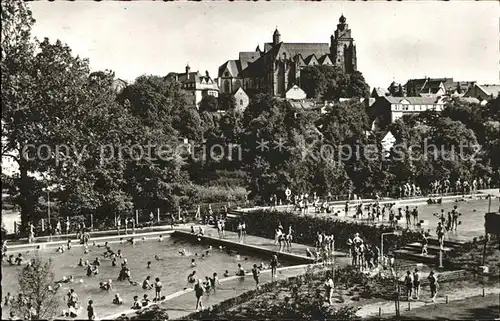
xmin=217 ymin=15 xmax=357 ymax=97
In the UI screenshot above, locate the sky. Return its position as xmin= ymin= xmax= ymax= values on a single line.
xmin=29 ymin=1 xmax=499 ymax=89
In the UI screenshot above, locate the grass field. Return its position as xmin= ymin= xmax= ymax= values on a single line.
xmin=392 ymin=293 xmax=500 ymax=320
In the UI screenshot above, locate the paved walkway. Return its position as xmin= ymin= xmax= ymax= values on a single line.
xmin=356 ymin=285 xmax=500 ymax=318
xmin=271 ymin=194 xmax=498 ymax=242
xmin=102 ymin=228 xmax=351 ymax=320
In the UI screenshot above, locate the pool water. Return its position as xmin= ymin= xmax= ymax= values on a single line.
xmin=1 ymin=235 xmax=272 ymax=319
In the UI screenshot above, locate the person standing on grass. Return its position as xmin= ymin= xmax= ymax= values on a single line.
xmin=413 ymin=268 xmax=421 ymax=299
xmin=421 ymin=230 xmax=429 ymax=255
xmin=428 ymin=270 xmax=438 ymax=302
xmin=412 ymin=207 xmax=419 ymax=226
xmin=194 ymin=279 xmax=206 ymax=311
xmin=252 ymin=264 xmax=260 ymax=289
xmin=270 ymin=254 xmax=279 ymax=280
xmin=87 ymin=300 xmax=95 ymax=320
xmin=324 ymin=271 xmax=334 ymax=304
xmin=404 ymin=271 xmax=413 ymax=300
xmin=436 ymin=222 xmax=445 ymax=249
xmin=405 ymin=206 xmax=411 ymax=227
xmin=66 ymin=217 xmax=70 ymax=235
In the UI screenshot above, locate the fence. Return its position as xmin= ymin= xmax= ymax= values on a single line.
xmin=9 ymin=200 xmax=250 ymax=238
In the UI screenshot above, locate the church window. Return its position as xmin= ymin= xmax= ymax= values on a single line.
xmin=240 ymin=99 xmax=243 ymax=106
xmin=224 ymin=80 xmax=230 ymax=93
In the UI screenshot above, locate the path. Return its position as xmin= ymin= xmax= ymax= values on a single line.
xmin=271 ymin=196 xmax=498 ymax=242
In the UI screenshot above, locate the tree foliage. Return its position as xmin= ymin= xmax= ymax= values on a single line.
xmin=300 ymin=65 xmax=370 ymax=100
xmin=11 ymin=254 xmax=59 ymax=320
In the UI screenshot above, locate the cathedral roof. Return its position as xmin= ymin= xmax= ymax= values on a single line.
xmin=263 ymin=42 xmax=329 ymax=58
xmin=238 ymin=52 xmax=260 ymax=70
xmin=317 ymin=54 xmax=332 ymax=65
xmin=218 ymin=60 xmax=241 ymax=78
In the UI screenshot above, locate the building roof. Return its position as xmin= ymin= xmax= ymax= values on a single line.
xmin=459 ymin=97 xmax=480 ymax=104
xmin=383 ymin=96 xmax=443 ymax=105
xmin=421 ymin=79 xmax=445 ymax=94
xmin=263 ymin=42 xmax=330 ymax=57
xmin=317 ymin=54 xmax=332 ymax=65
xmin=372 ymin=87 xmax=389 ymax=97
xmin=288 ymin=100 xmax=318 ymax=110
xmin=239 ymin=52 xmax=260 ymax=70
xmin=478 ymin=84 xmax=500 ymax=98
xmin=167 ymin=70 xmax=218 ymax=91
xmin=218 ymin=60 xmax=241 ymax=78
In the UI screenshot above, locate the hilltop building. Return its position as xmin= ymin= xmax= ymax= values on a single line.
xmin=404 ymin=77 xmax=475 ymax=98
xmin=463 ymin=83 xmax=500 ymax=102
xmin=217 ymin=15 xmax=357 ymax=98
xmin=370 ymin=96 xmax=446 ymax=130
xmin=166 ymin=65 xmax=219 ymax=108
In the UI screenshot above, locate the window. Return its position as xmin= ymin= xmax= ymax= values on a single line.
xmin=240 ymin=99 xmax=243 ymax=106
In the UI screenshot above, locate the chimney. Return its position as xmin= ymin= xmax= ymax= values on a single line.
xmin=185 ymin=64 xmax=191 ymax=75
xmin=205 ymin=70 xmax=210 ymax=78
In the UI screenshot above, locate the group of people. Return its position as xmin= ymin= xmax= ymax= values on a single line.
xmin=274 ymin=221 xmax=293 ymax=252
xmin=347 ymin=233 xmax=381 ymax=271
xmin=430 ymin=177 xmax=492 ymax=196
xmin=350 ymin=202 xmax=421 ymax=227
xmin=403 ymin=269 xmax=439 ymax=302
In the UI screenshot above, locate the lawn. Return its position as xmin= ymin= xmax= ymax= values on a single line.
xmin=390 ymin=293 xmax=500 ymax=320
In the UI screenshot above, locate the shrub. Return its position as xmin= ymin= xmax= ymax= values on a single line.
xmin=232 ymin=209 xmax=422 ymax=253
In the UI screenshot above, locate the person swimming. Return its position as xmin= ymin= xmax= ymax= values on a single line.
xmin=112 ymin=294 xmax=123 ymax=305
xmin=224 ymin=270 xmax=230 ymax=277
xmin=178 ymin=249 xmax=188 ymax=256
xmin=191 ymin=259 xmax=196 ymax=267
xmin=158 ymin=235 xmax=163 ymax=242
xmin=77 ymin=258 xmax=84 ymax=267
xmin=187 ymin=271 xmax=196 ymax=283
xmin=236 ymin=264 xmax=245 ymax=276
xmin=154 ymin=255 xmax=163 ymax=261
xmin=142 ymin=276 xmax=153 ymax=290
xmin=147 ymin=261 xmax=152 ymax=268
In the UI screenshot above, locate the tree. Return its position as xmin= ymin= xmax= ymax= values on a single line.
xmin=11 ymin=254 xmax=59 ymax=320
xmin=218 ymin=93 xmax=237 ymax=111
xmin=198 ymin=95 xmax=219 ymax=112
xmin=1 ymin=0 xmax=37 ymax=233
xmin=300 ymin=65 xmax=369 ymax=100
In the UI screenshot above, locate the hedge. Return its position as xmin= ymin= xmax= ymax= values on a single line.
xmin=230 ymin=210 xmax=423 ymax=255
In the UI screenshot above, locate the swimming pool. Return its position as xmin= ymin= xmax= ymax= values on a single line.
xmin=1 ymin=234 xmax=276 ymax=319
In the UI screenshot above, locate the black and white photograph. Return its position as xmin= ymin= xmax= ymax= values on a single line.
xmin=1 ymin=0 xmax=500 ymax=320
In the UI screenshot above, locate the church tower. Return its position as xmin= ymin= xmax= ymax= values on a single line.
xmin=273 ymin=28 xmax=281 ymax=45
xmin=330 ymin=15 xmax=357 ymax=73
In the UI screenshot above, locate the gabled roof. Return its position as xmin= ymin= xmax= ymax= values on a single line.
xmin=478 ymin=84 xmax=500 ymax=98
xmin=383 ymin=96 xmax=443 ymax=105
xmin=239 ymin=55 xmax=265 ymax=78
xmin=372 ymin=87 xmax=389 ymax=97
xmin=303 ymin=54 xmax=318 ymax=65
xmin=218 ymin=60 xmax=241 ymax=78
xmin=317 ymin=54 xmax=333 ymax=65
xmin=239 ymin=52 xmax=260 ymax=70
